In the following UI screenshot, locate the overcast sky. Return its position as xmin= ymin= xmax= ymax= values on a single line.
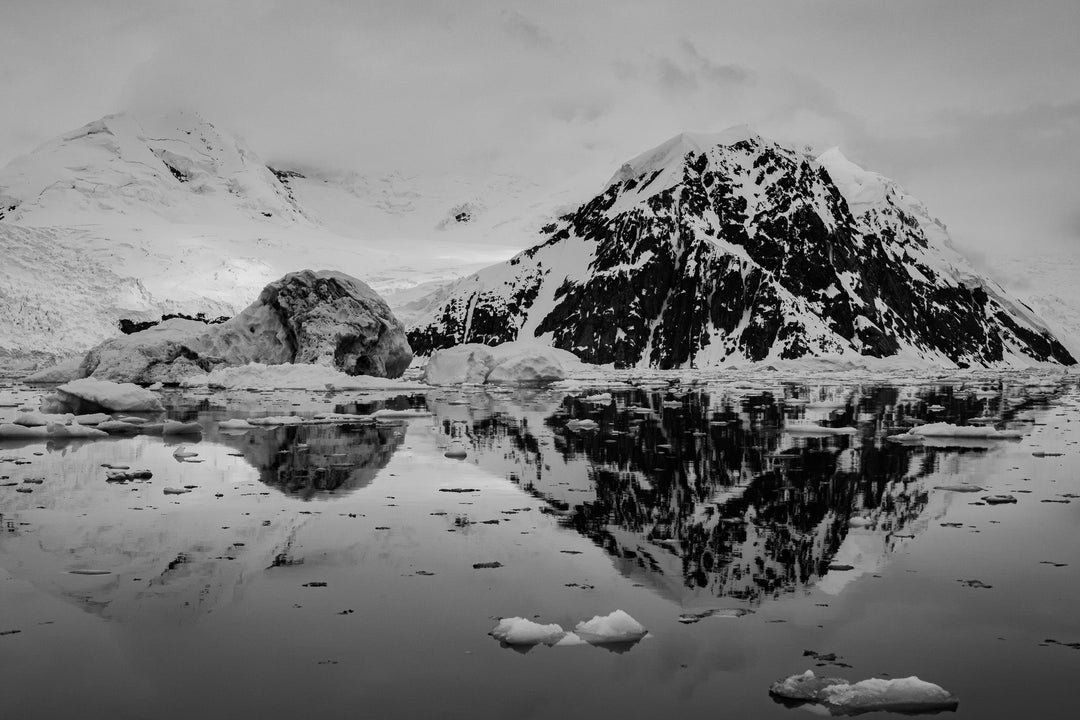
xmin=2 ymin=0 xmax=1078 ymax=258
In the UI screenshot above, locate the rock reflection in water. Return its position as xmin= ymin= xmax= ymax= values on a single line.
xmin=431 ymin=381 xmax=1061 ymax=604
xmin=213 ymin=420 xmax=407 ymax=499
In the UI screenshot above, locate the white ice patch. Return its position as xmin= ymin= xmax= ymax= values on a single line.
xmin=489 ymin=618 xmax=567 ymax=646
xmin=45 ymin=378 xmax=164 ymax=412
xmin=423 ymin=342 xmax=586 ymax=386
xmin=181 ymin=362 xmax=427 ymax=392
xmin=573 ymin=610 xmax=648 ymax=644
xmin=909 ymin=422 xmax=1022 ymax=439
xmin=771 ymin=670 xmax=958 ymax=714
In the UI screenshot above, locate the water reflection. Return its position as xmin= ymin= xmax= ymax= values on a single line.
xmin=429 ymin=380 xmax=1062 ymax=605
xmin=215 ymin=422 xmax=406 ymax=499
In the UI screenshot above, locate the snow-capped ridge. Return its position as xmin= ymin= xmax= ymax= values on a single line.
xmin=411 ymin=128 xmax=1075 ymax=369
xmin=608 ymin=125 xmax=761 ymax=187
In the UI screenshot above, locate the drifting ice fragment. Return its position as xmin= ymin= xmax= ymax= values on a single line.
xmin=489 ymin=618 xmax=567 ymax=646
xmin=770 ymin=670 xmax=959 ymax=715
xmin=573 ymin=610 xmax=648 ymax=644
xmin=785 ymin=421 xmax=857 ymax=436
xmin=566 ymin=419 xmax=599 ymax=432
xmin=248 ymin=416 xmax=305 ymax=426
xmin=162 ymin=420 xmax=203 ymax=435
xmin=371 ymin=408 xmax=432 ymax=419
xmin=47 ymin=378 xmax=164 ymax=412
xmin=909 ymin=423 xmax=1021 ymax=439
xmin=218 ymin=418 xmax=256 ymax=430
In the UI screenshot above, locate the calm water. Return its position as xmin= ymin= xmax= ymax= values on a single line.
xmin=1 ymin=378 xmax=1078 ymax=719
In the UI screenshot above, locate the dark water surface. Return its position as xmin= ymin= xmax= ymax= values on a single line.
xmin=1 ymin=378 xmax=1078 ymax=719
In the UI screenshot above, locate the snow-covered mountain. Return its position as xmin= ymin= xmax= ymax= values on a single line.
xmin=408 ymin=128 xmax=1074 ymax=369
xmin=0 ymin=111 xmax=571 ymax=359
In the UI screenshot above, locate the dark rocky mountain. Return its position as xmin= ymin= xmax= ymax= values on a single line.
xmin=409 ymin=128 xmax=1074 ymax=368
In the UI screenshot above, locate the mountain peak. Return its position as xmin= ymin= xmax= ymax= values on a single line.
xmin=411 ymin=130 xmax=1074 ymax=369
xmin=608 ymin=125 xmax=762 ymax=187
xmin=0 ymin=110 xmax=304 ymax=226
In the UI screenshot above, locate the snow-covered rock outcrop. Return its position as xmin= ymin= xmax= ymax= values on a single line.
xmin=409 ymin=128 xmax=1074 ymax=369
xmin=77 ymin=270 xmax=412 ymax=383
xmin=422 ymin=341 xmax=583 ymax=385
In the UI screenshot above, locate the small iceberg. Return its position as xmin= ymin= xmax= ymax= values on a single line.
xmin=908 ymin=423 xmax=1022 ymax=439
xmin=218 ymin=418 xmax=256 ymax=430
xmin=371 ymin=408 xmax=432 ymax=419
xmin=566 ymin=419 xmax=599 ymax=432
xmin=172 ymin=445 xmax=199 ymax=459
xmin=162 ymin=420 xmax=203 ymax=436
xmin=489 ymin=618 xmax=567 ymax=646
xmin=573 ymin=610 xmax=648 ymax=645
xmin=248 ymin=416 xmax=305 ymax=426
xmin=785 ymin=421 xmax=857 ymax=436
xmin=770 ymin=670 xmax=958 ymax=715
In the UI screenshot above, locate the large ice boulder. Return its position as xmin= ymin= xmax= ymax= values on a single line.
xmin=423 ymin=342 xmax=584 ymax=386
xmin=77 ymin=270 xmax=413 ymax=384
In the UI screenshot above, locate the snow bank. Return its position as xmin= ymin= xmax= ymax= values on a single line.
xmin=44 ymin=378 xmax=164 ymax=413
xmin=573 ymin=610 xmax=648 ymax=644
xmin=489 ymin=618 xmax=567 ymax=646
xmin=181 ymin=362 xmax=427 ymax=391
xmin=423 ymin=342 xmax=585 ymax=386
xmin=770 ymin=670 xmax=959 ymax=714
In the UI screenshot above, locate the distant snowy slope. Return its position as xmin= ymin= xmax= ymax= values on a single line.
xmin=0 ymin=112 xmax=578 ymax=358
xmin=991 ymin=254 xmax=1080 ymax=359
xmin=410 ymin=129 xmax=1073 ymax=369
xmin=0 ymin=112 xmax=304 ymax=226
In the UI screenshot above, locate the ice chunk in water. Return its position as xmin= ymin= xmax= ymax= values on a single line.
xmin=573 ymin=610 xmax=647 ymax=644
xmin=489 ymin=618 xmax=567 ymax=646
xmin=770 ymin=670 xmax=959 ymax=714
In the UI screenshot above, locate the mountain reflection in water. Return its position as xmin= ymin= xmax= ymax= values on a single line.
xmin=429 ymin=381 xmax=1059 ymax=605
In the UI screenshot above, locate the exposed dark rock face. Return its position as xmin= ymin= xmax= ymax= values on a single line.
xmin=409 ymin=130 xmax=1074 ymax=368
xmin=119 ymin=312 xmax=230 ymax=335
xmin=80 ymin=270 xmax=413 ymax=383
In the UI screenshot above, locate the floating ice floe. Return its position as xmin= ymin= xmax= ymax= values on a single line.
xmin=489 ymin=618 xmax=568 ymax=646
xmin=677 ymin=608 xmax=754 ymax=624
xmin=42 ymin=378 xmax=164 ymax=413
xmin=12 ymin=411 xmax=74 ymax=427
xmin=370 ymin=408 xmax=432 ymax=419
xmin=566 ymin=419 xmax=599 ymax=432
xmin=423 ymin=342 xmax=585 ymax=386
xmin=248 ymin=416 xmax=305 ymax=426
xmin=444 ymin=442 xmax=468 ymax=460
xmin=573 ymin=610 xmax=648 ymax=644
xmin=770 ymin=670 xmax=959 ymax=715
xmin=162 ymin=420 xmax=203 ymax=435
xmin=785 ymin=421 xmax=858 ymax=435
xmin=0 ymin=422 xmax=107 ymax=439
xmin=172 ymin=446 xmax=199 ymax=459
xmin=489 ymin=610 xmax=647 ymax=649
xmin=180 ymin=362 xmax=428 ymax=391
xmin=218 ymin=418 xmax=256 ymax=430
xmin=907 ymin=423 xmax=1022 ymax=439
